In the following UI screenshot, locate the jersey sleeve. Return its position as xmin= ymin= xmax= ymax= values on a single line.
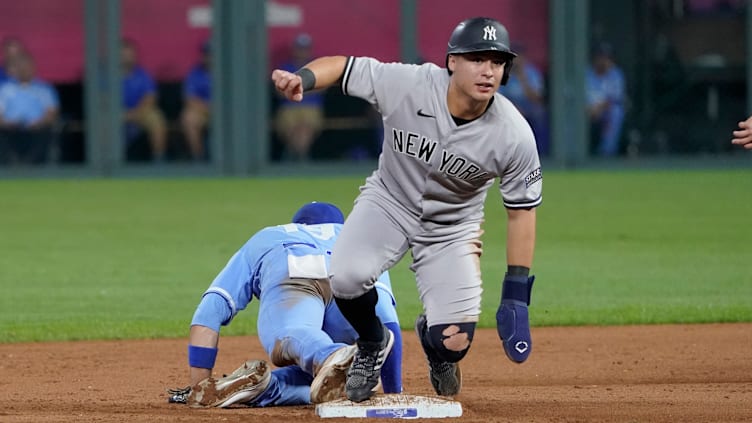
xmin=609 ymin=68 xmax=626 ymax=103
xmin=340 ymin=56 xmax=419 ymax=116
xmin=499 ymin=130 xmax=543 ymax=209
xmin=141 ymin=69 xmax=157 ymax=95
xmin=190 ymin=292 xmax=233 ymax=332
xmin=527 ymin=66 xmax=544 ymax=96
xmin=0 ymin=84 xmax=8 ymax=114
xmin=199 ymin=247 xmax=255 ymax=327
xmin=183 ymin=69 xmax=199 ymax=98
xmin=41 ymin=83 xmax=60 ymax=110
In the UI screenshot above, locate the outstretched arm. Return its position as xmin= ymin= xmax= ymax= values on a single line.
xmin=496 ymin=207 xmax=537 ymax=363
xmin=732 ymin=115 xmax=752 ymax=150
xmin=189 ymin=325 xmax=219 ymax=385
xmin=271 ymin=56 xmax=348 ymax=102
xmin=187 ymin=293 xmax=234 ymax=385
xmin=506 ymin=208 xmax=536 ymax=268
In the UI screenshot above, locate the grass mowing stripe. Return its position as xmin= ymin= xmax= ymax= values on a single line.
xmin=1 ymin=170 xmax=750 ymax=342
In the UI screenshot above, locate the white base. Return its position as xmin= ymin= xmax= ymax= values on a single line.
xmin=315 ymin=394 xmax=462 ymax=419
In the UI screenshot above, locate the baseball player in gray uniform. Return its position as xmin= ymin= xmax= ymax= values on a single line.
xmin=272 ymin=16 xmax=542 ymax=402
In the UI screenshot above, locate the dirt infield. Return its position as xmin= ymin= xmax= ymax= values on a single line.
xmin=1 ymin=324 xmax=750 ymax=422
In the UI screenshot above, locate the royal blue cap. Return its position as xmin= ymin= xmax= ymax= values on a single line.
xmin=292 ymin=202 xmax=344 ymax=225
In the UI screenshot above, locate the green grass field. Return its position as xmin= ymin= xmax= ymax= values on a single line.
xmin=1 ymin=169 xmax=751 ymax=343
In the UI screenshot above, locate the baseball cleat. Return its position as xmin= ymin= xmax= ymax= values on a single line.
xmin=415 ymin=314 xmax=462 ymax=396
xmin=345 ymin=326 xmax=394 ymax=403
xmin=188 ymin=359 xmax=271 ymax=408
xmin=310 ymin=344 xmax=357 ymax=404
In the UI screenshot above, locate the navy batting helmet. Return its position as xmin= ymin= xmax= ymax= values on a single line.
xmin=292 ymin=202 xmax=345 ymax=225
xmin=446 ymin=17 xmax=517 ymax=84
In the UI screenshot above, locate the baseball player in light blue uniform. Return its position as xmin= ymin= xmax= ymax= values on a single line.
xmin=171 ymin=202 xmax=402 ymax=408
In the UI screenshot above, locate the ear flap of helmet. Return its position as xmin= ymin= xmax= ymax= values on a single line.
xmin=501 ymin=57 xmax=514 ymax=85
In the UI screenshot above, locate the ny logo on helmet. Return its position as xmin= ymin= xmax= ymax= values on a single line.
xmin=483 ymin=25 xmax=497 ymax=41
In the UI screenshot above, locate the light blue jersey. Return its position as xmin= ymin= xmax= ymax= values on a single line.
xmin=502 ymin=63 xmax=544 ymax=115
xmin=586 ymin=66 xmax=626 ymax=156
xmin=0 ymin=78 xmax=59 ymax=126
xmin=195 ymin=223 xmax=395 ymax=327
xmin=500 ymin=62 xmax=549 ymax=156
xmin=190 ymin=222 xmax=400 ymax=406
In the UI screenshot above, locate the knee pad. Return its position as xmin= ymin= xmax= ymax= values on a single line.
xmin=426 ymin=322 xmax=476 ymax=363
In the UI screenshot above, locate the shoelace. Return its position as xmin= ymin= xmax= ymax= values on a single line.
xmin=431 ymin=361 xmax=455 ymax=375
xmin=350 ymin=350 xmax=380 ymax=375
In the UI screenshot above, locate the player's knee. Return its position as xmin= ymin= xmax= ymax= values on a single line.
xmin=270 ymin=338 xmax=297 ymax=367
xmin=428 ymin=322 xmax=476 ymax=363
xmin=329 ymin=258 xmax=378 ymax=299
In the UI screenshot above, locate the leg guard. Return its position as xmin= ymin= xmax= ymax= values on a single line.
xmin=423 ymin=321 xmax=476 ymax=363
xmin=415 ymin=315 xmax=474 ymax=396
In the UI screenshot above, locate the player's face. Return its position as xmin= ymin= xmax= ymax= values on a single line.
xmin=121 ymin=44 xmax=136 ymax=70
xmin=13 ymin=55 xmax=34 ymax=82
xmin=449 ymin=52 xmax=506 ymax=102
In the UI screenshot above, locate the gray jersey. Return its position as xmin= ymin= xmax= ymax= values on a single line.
xmin=341 ymin=56 xmax=542 ymax=224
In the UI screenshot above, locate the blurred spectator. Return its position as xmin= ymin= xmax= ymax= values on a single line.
xmin=0 ymin=37 xmax=25 ymax=84
xmin=121 ymin=39 xmax=167 ymax=162
xmin=180 ymin=40 xmax=211 ymax=161
xmin=0 ymin=53 xmax=59 ymax=165
xmin=499 ymin=44 xmax=549 ymax=156
xmin=586 ymin=42 xmax=626 ymax=157
xmin=274 ymin=33 xmax=325 ymax=161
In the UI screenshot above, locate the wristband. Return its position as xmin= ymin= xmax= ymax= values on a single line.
xmin=507 ymin=265 xmax=530 ymax=277
xmin=501 ymin=274 xmax=534 ymax=306
xmin=188 ymin=345 xmax=218 ymax=369
xmin=294 ymin=67 xmax=316 ymax=92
